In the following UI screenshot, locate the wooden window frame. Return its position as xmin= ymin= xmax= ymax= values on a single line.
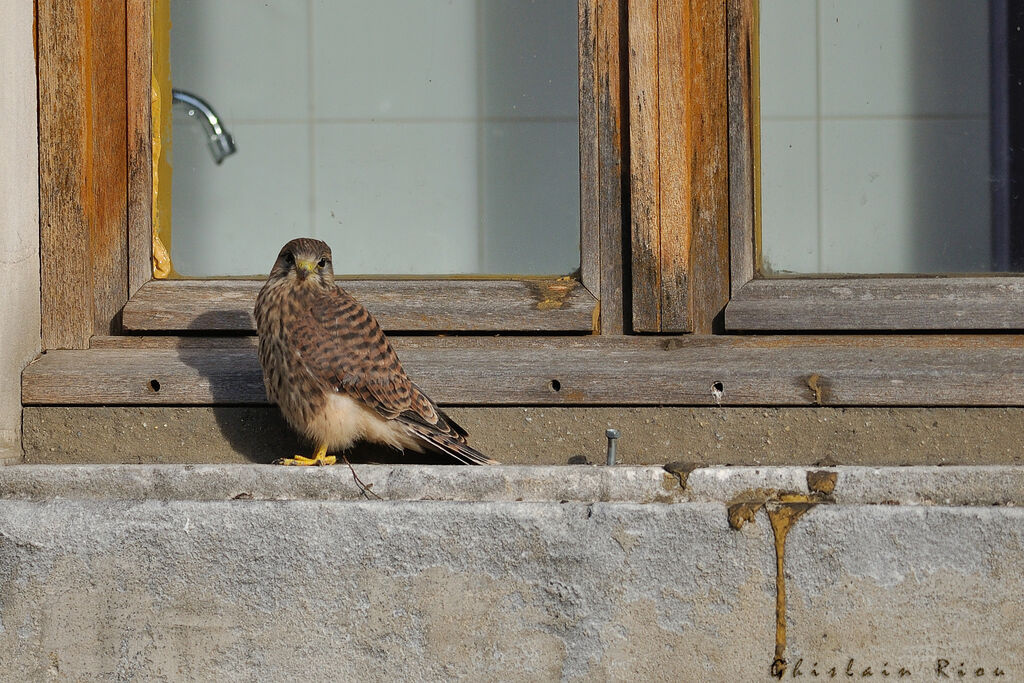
xmin=27 ymin=0 xmax=1024 ymax=410
xmin=723 ymin=0 xmax=1024 ymax=332
xmin=40 ymin=0 xmax=623 ymax=345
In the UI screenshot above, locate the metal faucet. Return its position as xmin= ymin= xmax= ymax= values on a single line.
xmin=171 ymin=89 xmax=237 ymax=164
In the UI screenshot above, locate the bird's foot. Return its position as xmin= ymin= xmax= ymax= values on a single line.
xmin=274 ymin=443 xmax=334 ymax=466
xmin=273 ymin=451 xmax=336 ymax=466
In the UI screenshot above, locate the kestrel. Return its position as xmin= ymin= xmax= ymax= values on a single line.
xmin=254 ymin=237 xmax=497 ymax=466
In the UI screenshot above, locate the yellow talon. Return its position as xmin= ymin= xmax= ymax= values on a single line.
xmin=273 ymin=444 xmax=336 ymax=466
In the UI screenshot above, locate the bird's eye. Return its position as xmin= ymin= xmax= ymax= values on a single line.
xmin=284 ymin=252 xmax=294 ymax=265
xmin=318 ymin=258 xmax=328 ymax=269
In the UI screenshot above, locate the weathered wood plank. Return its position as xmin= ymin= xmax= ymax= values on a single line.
xmin=655 ymin=0 xmax=692 ymax=331
xmin=727 ymin=0 xmax=757 ymax=295
xmin=89 ymin=334 xmax=1024 ymax=351
xmin=122 ymin=279 xmax=600 ymax=332
xmin=38 ymin=0 xmax=93 ymax=349
xmin=682 ymin=0 xmax=730 ymax=333
xmin=596 ymin=0 xmax=627 ymax=334
xmin=628 ymin=0 xmax=662 ymax=332
xmin=578 ymin=0 xmax=601 ymax=301
xmin=127 ymin=0 xmax=153 ymax=297
xmin=626 ymin=0 xmax=730 ymax=333
xmin=38 ymin=0 xmax=130 ymax=348
xmin=727 ymin=277 xmax=1024 ymax=330
xmin=87 ymin=0 xmax=129 ymax=335
xmin=26 ymin=335 xmax=1024 ymax=406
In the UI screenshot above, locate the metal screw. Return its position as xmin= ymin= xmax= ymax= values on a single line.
xmin=605 ymin=428 xmax=620 ymax=466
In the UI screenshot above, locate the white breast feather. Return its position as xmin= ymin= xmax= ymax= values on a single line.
xmin=310 ymin=392 xmax=423 ymax=453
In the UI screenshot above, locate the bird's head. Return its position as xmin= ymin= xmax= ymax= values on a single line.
xmin=269 ymin=238 xmax=335 ymax=288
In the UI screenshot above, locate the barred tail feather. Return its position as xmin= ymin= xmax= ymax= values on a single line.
xmin=403 ymin=422 xmax=498 ymax=466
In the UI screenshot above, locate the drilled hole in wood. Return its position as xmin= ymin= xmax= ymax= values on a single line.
xmin=549 ymin=379 xmax=562 ymax=392
xmin=149 ymin=379 xmax=161 ymax=393
xmin=711 ymin=381 xmax=724 ymax=401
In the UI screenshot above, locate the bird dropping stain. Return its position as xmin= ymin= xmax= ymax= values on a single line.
xmin=806 ymin=469 xmax=838 ymax=496
xmin=663 ymin=461 xmax=698 ymax=490
xmin=727 ymin=500 xmax=764 ymax=530
xmin=806 ymin=373 xmax=830 ymax=405
xmin=768 ymin=501 xmax=815 ymax=679
xmin=726 ymin=488 xmax=775 ymax=530
xmin=725 ymin=482 xmax=836 ymax=679
xmin=528 ymin=278 xmax=578 ymax=311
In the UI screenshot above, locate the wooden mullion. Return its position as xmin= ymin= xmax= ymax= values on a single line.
xmin=628 ymin=0 xmax=662 ymax=332
xmin=683 ymin=0 xmax=729 ymax=333
xmin=37 ymin=0 xmax=130 ymax=349
xmin=627 ymin=0 xmax=730 ymax=333
xmin=656 ymin=0 xmax=692 ymax=331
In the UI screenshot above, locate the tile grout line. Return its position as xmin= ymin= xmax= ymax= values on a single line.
xmin=475 ymin=0 xmax=486 ymax=271
xmin=228 ymin=116 xmax=580 ymax=125
xmin=308 ymin=0 xmax=316 ymax=239
xmin=815 ymin=0 xmax=823 ymax=272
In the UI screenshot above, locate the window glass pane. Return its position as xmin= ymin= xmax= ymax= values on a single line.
xmin=166 ymin=1 xmax=580 ymax=277
xmin=759 ymin=0 xmax=1003 ymax=274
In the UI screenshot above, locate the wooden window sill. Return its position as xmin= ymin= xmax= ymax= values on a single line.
xmin=22 ymin=335 xmax=1024 ymax=407
xmin=727 ymin=277 xmax=1024 ymax=331
xmin=123 ymin=278 xmax=599 ymax=333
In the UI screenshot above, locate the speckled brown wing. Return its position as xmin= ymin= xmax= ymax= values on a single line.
xmin=287 ymin=284 xmax=496 ymax=465
xmin=283 ymin=283 xmax=413 ymax=415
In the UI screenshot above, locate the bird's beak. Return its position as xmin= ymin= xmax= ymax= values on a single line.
xmin=295 ymin=259 xmax=316 ymax=279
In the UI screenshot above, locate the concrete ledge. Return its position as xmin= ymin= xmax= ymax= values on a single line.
xmin=0 ymin=463 xmax=1022 ymax=506
xmin=1 ymin=465 xmax=1021 ymax=680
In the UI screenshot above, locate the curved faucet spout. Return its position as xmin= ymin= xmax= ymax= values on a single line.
xmin=172 ymin=89 xmax=237 ymax=164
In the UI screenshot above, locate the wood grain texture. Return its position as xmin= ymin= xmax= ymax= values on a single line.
xmin=38 ymin=0 xmax=92 ymax=349
xmin=87 ymin=0 xmax=129 ymax=335
xmin=27 ymin=334 xmax=1024 ymax=406
xmin=727 ymin=0 xmax=757 ymax=295
xmin=596 ymin=0 xmax=627 ymax=334
xmin=680 ymin=0 xmax=729 ymax=333
xmin=579 ymin=0 xmax=602 ymax=299
xmin=38 ymin=0 xmax=129 ymax=348
xmin=122 ymin=279 xmax=600 ymax=332
xmin=727 ymin=277 xmax=1024 ymax=330
xmin=655 ymin=0 xmax=692 ymax=331
xmin=628 ymin=0 xmax=661 ymax=331
xmin=626 ymin=0 xmax=730 ymax=333
xmin=127 ymin=0 xmax=153 ymax=297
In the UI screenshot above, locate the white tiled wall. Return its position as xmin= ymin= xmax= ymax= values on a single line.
xmin=759 ymin=0 xmax=991 ymax=274
xmin=169 ymin=0 xmax=580 ymax=277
